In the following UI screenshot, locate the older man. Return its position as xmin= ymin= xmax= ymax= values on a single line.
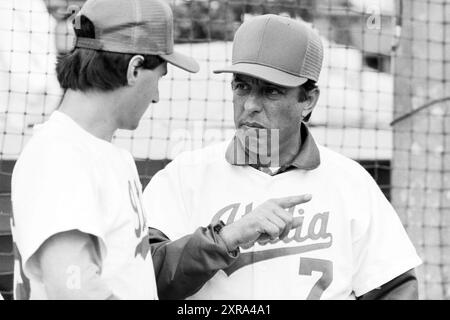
xmin=143 ymin=14 xmax=422 ymax=300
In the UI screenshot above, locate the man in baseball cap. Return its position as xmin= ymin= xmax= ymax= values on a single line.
xmin=143 ymin=14 xmax=421 ymax=299
xmin=11 ymin=1 xmax=307 ymax=300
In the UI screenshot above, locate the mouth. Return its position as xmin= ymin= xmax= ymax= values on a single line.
xmin=240 ymin=122 xmax=266 ymax=129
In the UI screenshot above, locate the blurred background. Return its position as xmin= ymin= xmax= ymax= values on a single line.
xmin=0 ymin=0 xmax=449 ymax=300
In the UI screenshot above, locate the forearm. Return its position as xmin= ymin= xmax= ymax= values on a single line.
xmin=357 ymin=269 xmax=419 ymax=300
xmin=150 ymin=224 xmax=239 ymax=300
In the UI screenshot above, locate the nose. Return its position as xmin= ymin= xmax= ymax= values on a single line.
xmin=243 ymin=91 xmax=262 ymax=114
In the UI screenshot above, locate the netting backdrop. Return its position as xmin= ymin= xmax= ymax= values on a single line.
xmin=0 ymin=0 xmax=448 ymax=299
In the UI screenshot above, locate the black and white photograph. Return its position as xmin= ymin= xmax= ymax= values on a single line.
xmin=0 ymin=0 xmax=448 ymax=305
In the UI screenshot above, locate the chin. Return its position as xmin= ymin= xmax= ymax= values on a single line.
xmin=128 ymin=122 xmax=140 ymax=130
xmin=119 ymin=120 xmax=140 ymax=131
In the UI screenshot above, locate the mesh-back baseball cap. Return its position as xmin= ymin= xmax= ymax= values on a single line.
xmin=74 ymin=0 xmax=199 ymax=73
xmin=214 ymin=14 xmax=323 ymax=87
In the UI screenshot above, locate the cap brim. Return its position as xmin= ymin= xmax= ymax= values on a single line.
xmin=213 ymin=63 xmax=308 ymax=87
xmin=160 ymin=51 xmax=199 ymax=73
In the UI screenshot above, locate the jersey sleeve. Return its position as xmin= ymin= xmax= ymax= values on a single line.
xmin=142 ymin=160 xmax=192 ymax=239
xmin=37 ymin=230 xmax=113 ymax=299
xmin=11 ymin=143 xmax=107 ymax=282
xmin=351 ymin=168 xmax=422 ymax=297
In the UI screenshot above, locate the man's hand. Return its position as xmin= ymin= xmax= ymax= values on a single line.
xmin=219 ymin=194 xmax=312 ymax=251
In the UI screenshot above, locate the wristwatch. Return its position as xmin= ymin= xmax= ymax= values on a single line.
xmin=212 ymin=220 xmax=239 ymax=256
xmin=212 ymin=220 xmax=226 ymax=234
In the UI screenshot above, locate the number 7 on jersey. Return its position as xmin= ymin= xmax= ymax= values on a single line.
xmin=299 ymin=257 xmax=333 ymax=299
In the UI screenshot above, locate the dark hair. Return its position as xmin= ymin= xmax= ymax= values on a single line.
xmin=298 ymin=79 xmax=318 ymax=122
xmin=56 ymin=15 xmax=164 ymax=92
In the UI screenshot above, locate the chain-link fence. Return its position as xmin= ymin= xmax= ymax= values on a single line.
xmin=0 ymin=0 xmax=448 ymax=300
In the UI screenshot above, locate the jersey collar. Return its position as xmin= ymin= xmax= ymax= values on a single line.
xmin=225 ymin=122 xmax=321 ymax=171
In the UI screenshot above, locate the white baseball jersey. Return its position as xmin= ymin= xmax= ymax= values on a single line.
xmin=143 ymin=134 xmax=422 ymax=300
xmin=11 ymin=111 xmax=158 ymax=300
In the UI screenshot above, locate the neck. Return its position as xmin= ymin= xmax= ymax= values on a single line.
xmin=278 ymin=126 xmax=302 ymax=167
xmin=58 ymin=89 xmax=120 ymax=142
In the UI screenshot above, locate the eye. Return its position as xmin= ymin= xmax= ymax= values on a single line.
xmin=231 ymin=81 xmax=251 ymax=95
xmin=264 ymin=87 xmax=283 ymax=97
xmin=232 ymin=82 xmax=249 ymax=90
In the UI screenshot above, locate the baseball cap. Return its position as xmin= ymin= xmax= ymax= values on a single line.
xmin=74 ymin=0 xmax=199 ymax=73
xmin=214 ymin=14 xmax=323 ymax=87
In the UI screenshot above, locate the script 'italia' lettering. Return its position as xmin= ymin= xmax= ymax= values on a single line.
xmin=212 ymin=202 xmax=332 ymax=245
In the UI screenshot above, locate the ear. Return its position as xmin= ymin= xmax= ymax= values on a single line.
xmin=127 ymin=55 xmax=145 ymax=86
xmin=301 ymin=88 xmax=320 ymax=120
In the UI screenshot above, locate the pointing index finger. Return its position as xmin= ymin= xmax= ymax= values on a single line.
xmin=273 ymin=194 xmax=312 ymax=209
